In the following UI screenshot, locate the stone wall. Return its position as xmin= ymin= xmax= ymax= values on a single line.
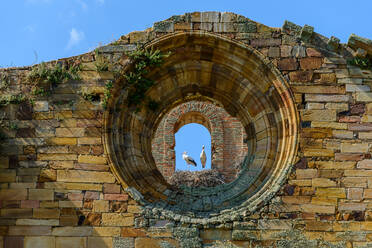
xmin=0 ymin=11 xmax=372 ymax=248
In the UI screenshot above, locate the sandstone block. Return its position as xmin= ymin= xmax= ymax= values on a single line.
xmin=289 ymin=71 xmax=313 ymax=82
xmin=78 ymin=155 xmax=107 ymax=164
xmin=38 ymin=153 xmax=77 ymax=161
xmin=348 ymin=188 xmax=363 ymax=200
xmin=1 ymin=208 xmax=32 ymax=218
xmin=305 ymin=94 xmax=349 ymax=102
xmin=33 ymin=208 xmax=60 ymax=219
xmin=29 ymin=189 xmax=54 ymax=200
xmin=316 ymin=188 xmax=346 ymax=198
xmin=303 ymin=148 xmax=334 ymax=157
xmin=339 ymin=202 xmax=366 ymax=211
xmin=0 ymin=189 xmax=27 ymax=200
xmin=59 ymin=201 xmax=83 ymax=208
xmin=341 ymin=143 xmax=369 ymax=153
xmin=104 ymin=194 xmax=128 ymax=201
xmin=335 ymin=153 xmax=364 ymax=161
xmin=311 ymin=197 xmax=337 ymax=206
xmin=93 ymin=200 xmax=109 ymax=213
xmin=52 ymin=226 xmax=92 ymax=236
xmin=8 ymin=225 xmax=52 ymax=236
xmin=301 ymin=109 xmax=336 ymax=122
xmin=293 ymin=85 xmax=344 ymax=94
xmin=296 ymin=169 xmax=318 ymax=179
xmin=92 ymin=227 xmax=121 ymax=237
xmin=357 ymin=92 xmax=372 ymax=102
xmin=78 ymin=137 xmax=101 ymax=145
xmin=300 ymin=204 xmax=335 ymax=214
xmin=56 ymin=128 xmax=85 ymax=137
xmin=278 ymin=58 xmax=298 ymax=70
xmin=57 ymin=170 xmax=115 ymax=183
xmin=56 ymin=237 xmax=86 ymax=248
xmin=305 ymin=220 xmax=332 ymax=231
xmin=87 ymin=237 xmax=112 ymax=248
xmin=46 ymin=137 xmax=77 ymax=145
xmin=16 ymin=219 xmax=59 ymax=226
xmin=342 ymin=177 xmax=367 ymax=188
xmin=101 ymin=213 xmax=134 ymax=226
xmin=312 ymin=178 xmax=337 ymax=187
xmin=333 ymin=130 xmax=353 ymax=139
xmin=24 ymin=236 xmax=55 ymax=248
xmin=300 ymin=57 xmax=323 ymax=70
xmin=358 ymin=160 xmax=372 ymax=169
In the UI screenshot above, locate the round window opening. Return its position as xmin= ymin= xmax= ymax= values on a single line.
xmin=103 ymin=31 xmax=299 ymax=222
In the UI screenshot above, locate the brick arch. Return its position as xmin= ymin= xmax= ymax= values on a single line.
xmin=152 ymin=100 xmax=247 ymax=182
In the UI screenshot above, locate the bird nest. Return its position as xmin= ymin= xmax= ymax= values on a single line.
xmin=169 ymin=169 xmax=226 ymax=188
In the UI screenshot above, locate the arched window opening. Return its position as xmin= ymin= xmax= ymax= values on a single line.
xmin=175 ymin=123 xmax=211 ymax=171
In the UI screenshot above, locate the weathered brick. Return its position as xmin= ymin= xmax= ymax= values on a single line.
xmin=289 ymin=71 xmax=313 ymax=82
xmin=278 ymin=58 xmax=298 ymax=70
xmin=342 ymin=177 xmax=367 ymax=188
xmin=316 ymin=188 xmax=346 ymax=198
xmin=104 ymin=194 xmax=128 ymax=201
xmin=90 ymin=227 xmax=121 ymax=237
xmin=46 ymin=137 xmax=77 ymax=145
xmin=341 ymin=143 xmax=370 ymax=153
xmin=293 ymin=85 xmax=345 ymax=94
xmin=303 ymin=149 xmax=334 ymax=157
xmin=102 ymin=213 xmax=134 ymax=226
xmin=93 ymin=200 xmax=109 ymax=212
xmin=305 ymin=94 xmax=349 ymax=102
xmin=339 ymin=202 xmax=366 ymax=211
xmin=55 ymin=128 xmax=85 ymax=137
xmin=24 ymin=236 xmax=55 ymax=248
xmin=33 ymin=208 xmax=60 ymax=219
xmin=300 ymin=57 xmax=323 ymax=70
xmin=57 ymin=170 xmax=115 ymax=183
xmin=78 ymin=155 xmax=107 ymax=164
xmin=29 ymin=189 xmax=54 ymax=200
xmin=56 ymin=237 xmax=86 ymax=248
xmin=0 ymin=189 xmax=27 ymax=200
xmin=312 ymin=178 xmax=337 ymax=187
xmin=52 ymin=226 xmax=92 ymax=236
xmin=296 ymin=169 xmax=318 ymax=179
xmin=8 ymin=225 xmax=52 ymax=236
xmin=301 ymin=204 xmax=335 ymax=214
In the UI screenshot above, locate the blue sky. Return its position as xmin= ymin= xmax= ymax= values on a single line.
xmin=2 ymin=0 xmax=372 ymax=171
xmin=1 ymin=0 xmax=372 ymax=67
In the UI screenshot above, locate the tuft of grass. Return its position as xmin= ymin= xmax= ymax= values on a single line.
xmin=80 ymin=88 xmax=101 ymax=102
xmin=9 ymin=123 xmax=18 ymax=130
xmin=0 ymin=73 xmax=10 ymax=90
xmin=101 ymin=80 xmax=113 ymax=109
xmin=94 ymin=50 xmax=110 ymax=72
xmin=347 ymin=56 xmax=372 ymax=70
xmin=123 ymin=46 xmax=170 ymax=111
xmin=28 ymin=62 xmax=81 ymax=85
xmin=0 ymin=94 xmax=26 ymax=107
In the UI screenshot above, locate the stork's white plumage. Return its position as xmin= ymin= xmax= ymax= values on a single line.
xmin=200 ymin=145 xmax=206 ymax=168
xmin=182 ymin=151 xmax=197 ymax=167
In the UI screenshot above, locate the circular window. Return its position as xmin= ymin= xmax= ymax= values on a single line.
xmin=103 ymin=31 xmax=299 ymax=222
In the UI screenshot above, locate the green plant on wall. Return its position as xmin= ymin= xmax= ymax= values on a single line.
xmin=0 ymin=73 xmax=10 ymax=90
xmin=102 ymin=80 xmax=113 ymax=109
xmin=94 ymin=50 xmax=109 ymax=72
xmin=0 ymin=94 xmax=26 ymax=107
xmin=28 ymin=62 xmax=81 ymax=85
xmin=347 ymin=56 xmax=372 ymax=69
xmin=123 ymin=47 xmax=170 ymax=111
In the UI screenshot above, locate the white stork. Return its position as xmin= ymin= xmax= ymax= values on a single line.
xmin=182 ymin=151 xmax=197 ymax=169
xmin=200 ymin=145 xmax=206 ymax=168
